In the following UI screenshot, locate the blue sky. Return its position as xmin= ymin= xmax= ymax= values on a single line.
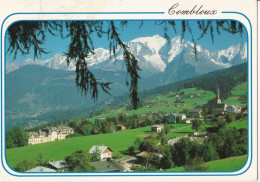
xmin=5 ymin=20 xmax=247 ymax=62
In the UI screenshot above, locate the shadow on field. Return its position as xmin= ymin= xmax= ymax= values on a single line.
xmin=119 ymin=150 xmax=129 ymax=155
xmin=144 ymin=131 xmax=152 ymax=133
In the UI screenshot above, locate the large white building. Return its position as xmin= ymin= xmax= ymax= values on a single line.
xmin=28 ymin=127 xmax=74 ymax=145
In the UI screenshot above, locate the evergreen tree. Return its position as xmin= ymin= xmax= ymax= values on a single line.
xmin=160 ymin=132 xmax=168 ymax=146
xmin=161 ymin=146 xmax=173 ymax=169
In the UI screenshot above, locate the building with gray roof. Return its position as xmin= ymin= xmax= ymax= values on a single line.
xmin=48 ymin=160 xmax=66 ymax=171
xmin=90 ymin=160 xmax=125 ymax=172
xmin=26 ymin=166 xmax=56 ymax=172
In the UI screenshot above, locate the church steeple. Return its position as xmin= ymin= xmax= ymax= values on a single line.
xmin=217 ymin=87 xmax=221 ymax=104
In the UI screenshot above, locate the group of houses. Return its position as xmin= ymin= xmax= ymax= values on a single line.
xmin=25 ymin=88 xmax=246 ymax=172
xmin=27 ymin=127 xmax=74 ymax=145
xmin=210 ymin=88 xmax=244 ymax=118
xmin=151 ymin=89 xmax=245 ymax=134
xmin=164 ymin=113 xmax=187 ymax=124
xmin=162 ymin=112 xmax=191 ymax=127
xmin=26 ymin=145 xmax=135 ymax=172
xmin=189 ymin=104 xmax=243 ymax=119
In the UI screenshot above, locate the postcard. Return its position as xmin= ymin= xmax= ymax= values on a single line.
xmin=0 ymin=0 xmax=257 ymax=181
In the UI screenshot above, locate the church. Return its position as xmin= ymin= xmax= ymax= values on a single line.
xmin=211 ymin=88 xmax=227 ymax=116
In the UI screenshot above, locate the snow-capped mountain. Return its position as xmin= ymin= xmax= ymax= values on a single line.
xmin=6 ymin=35 xmax=247 ymax=80
xmin=6 ymin=62 xmax=21 ymax=73
xmin=6 ymin=54 xmax=75 ymax=73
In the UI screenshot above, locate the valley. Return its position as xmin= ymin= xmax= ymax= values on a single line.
xmin=5 ymin=33 xmax=248 ymax=173
xmin=6 ymin=79 xmax=248 ymax=172
xmin=6 ymin=62 xmax=247 ymax=130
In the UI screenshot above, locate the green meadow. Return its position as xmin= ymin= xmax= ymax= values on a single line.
xmin=167 ymin=125 xmax=192 ymax=139
xmin=89 ymin=88 xmax=216 ymax=122
xmin=165 ymin=155 xmax=247 ymax=172
xmin=228 ymin=118 xmax=247 ymax=129
xmin=6 ymin=126 xmax=149 ymax=168
xmin=6 ymin=83 xmax=248 ymax=171
xmin=231 ymin=82 xmax=247 ymax=96
xmin=6 ymin=123 xmax=192 ymax=168
xmin=88 ymin=82 xmax=247 ymax=122
xmin=226 ymin=82 xmax=247 ymax=107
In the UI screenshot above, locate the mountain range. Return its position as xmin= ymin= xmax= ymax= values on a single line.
xmin=6 ymin=35 xmax=247 ymax=78
xmin=5 ymin=34 xmax=247 ymax=129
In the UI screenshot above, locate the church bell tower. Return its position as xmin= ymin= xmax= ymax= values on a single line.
xmin=217 ymin=87 xmax=221 ymax=104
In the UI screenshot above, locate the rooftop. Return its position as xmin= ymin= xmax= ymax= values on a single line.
xmin=227 ymin=105 xmax=241 ymax=109
xmin=90 ymin=160 xmax=125 ymax=172
xmin=190 ymin=108 xmax=202 ymax=112
xmin=165 ymin=113 xmax=186 ymax=117
xmin=136 ymin=151 xmax=163 ymax=158
xmin=151 ymin=124 xmax=164 ymax=128
xmin=89 ymin=145 xmax=113 ymax=154
xmin=48 ymin=160 xmax=66 ymax=169
xmin=26 ymin=166 xmax=56 ymax=172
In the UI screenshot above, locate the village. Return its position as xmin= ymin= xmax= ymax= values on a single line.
xmin=23 ymin=88 xmax=247 ymax=172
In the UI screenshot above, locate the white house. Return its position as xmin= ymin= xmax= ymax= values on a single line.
xmin=164 ymin=113 xmax=186 ymax=123
xmin=89 ymin=145 xmax=113 ymax=161
xmin=151 ymin=125 xmax=164 ymax=133
xmin=189 ymin=109 xmax=203 ymax=118
xmin=181 ymin=118 xmax=192 ymax=124
xmin=175 ymin=113 xmax=186 ymax=120
xmin=189 ymin=132 xmax=200 ymax=137
xmin=226 ymin=105 xmax=242 ymax=113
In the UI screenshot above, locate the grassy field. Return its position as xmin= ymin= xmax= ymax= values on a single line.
xmin=226 ymin=82 xmax=247 ymax=107
xmin=165 ymin=155 xmax=247 ymax=172
xmin=228 ymin=118 xmax=247 ymax=129
xmin=6 ymin=126 xmax=149 ymax=168
xmin=231 ymin=82 xmax=247 ymax=96
xmin=167 ymin=125 xmax=192 ymax=139
xmin=7 ymin=83 xmax=248 ymax=170
xmin=89 ymin=82 xmax=247 ymax=122
xmin=6 ymin=123 xmax=191 ymax=168
xmin=89 ymin=88 xmax=215 ymax=122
